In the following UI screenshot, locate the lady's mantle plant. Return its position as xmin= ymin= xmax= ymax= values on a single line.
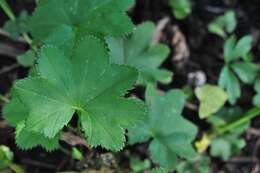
xmin=4 ymin=0 xmax=147 ymax=151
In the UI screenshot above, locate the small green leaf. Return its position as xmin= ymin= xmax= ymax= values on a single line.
xmin=17 ymin=50 xmax=36 ymax=67
xmin=130 ymin=156 xmax=151 ymax=173
xmin=170 ymin=0 xmax=192 ymax=19
xmin=71 ymin=147 xmax=84 ymax=161
xmin=208 ymin=107 xmax=248 ymax=161
xmin=0 ymin=145 xmax=13 ymax=169
xmin=231 ymin=62 xmax=259 ymax=84
xmin=208 ymin=10 xmax=237 ymax=38
xmin=210 ymin=138 xmax=231 ymax=161
xmin=218 ymin=66 xmax=240 ymax=104
xmin=177 ymin=155 xmax=210 ymax=173
xmin=3 ymin=11 xmax=28 ymax=39
xmin=195 ymin=85 xmax=228 ymax=119
xmin=233 ymin=35 xmax=253 ymax=58
xmin=107 ymin=22 xmax=172 ymax=86
xmin=128 ymin=86 xmax=197 ymax=171
xmin=224 ymin=35 xmax=237 ymax=62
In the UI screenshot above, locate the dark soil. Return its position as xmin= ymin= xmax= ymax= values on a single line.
xmin=0 ymin=0 xmax=260 ymax=173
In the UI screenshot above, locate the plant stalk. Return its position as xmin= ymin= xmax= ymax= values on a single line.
xmin=0 ymin=0 xmax=37 ymax=52
xmin=216 ymin=107 xmax=260 ymax=135
xmin=0 ymin=94 xmax=9 ymax=103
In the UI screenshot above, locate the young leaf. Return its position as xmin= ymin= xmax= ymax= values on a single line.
xmin=224 ymin=35 xmax=253 ymax=63
xmin=130 ymin=156 xmax=151 ymax=173
xmin=28 ymin=0 xmax=134 ymax=43
xmin=169 ymin=0 xmax=192 ymax=19
xmin=195 ymin=85 xmax=227 ymax=119
xmin=208 ymin=107 xmax=248 ymax=161
xmin=107 ymin=22 xmax=172 ymax=86
xmin=13 ymin=36 xmax=146 ymax=151
xmin=0 ymin=145 xmax=13 ymax=169
xmin=224 ymin=35 xmax=237 ymax=63
xmin=233 ymin=35 xmax=253 ymax=59
xmin=128 ymin=86 xmax=197 ymax=171
xmin=208 ymin=10 xmax=237 ymax=38
xmin=218 ymin=66 xmax=240 ymax=104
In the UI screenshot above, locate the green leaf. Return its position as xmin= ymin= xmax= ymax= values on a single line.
xmin=15 ymin=122 xmax=60 ymax=151
xmin=13 ymin=36 xmax=146 ymax=151
xmin=233 ymin=35 xmax=253 ymax=58
xmin=210 ymin=138 xmax=231 ymax=161
xmin=208 ymin=107 xmax=248 ymax=161
xmin=0 ymin=145 xmax=13 ymax=170
xmin=130 ymin=156 xmax=151 ymax=173
xmin=195 ymin=85 xmax=227 ymax=119
xmin=176 ymin=155 xmax=210 ymax=173
xmin=218 ymin=66 xmax=240 ymax=104
xmin=107 ymin=22 xmax=172 ymax=86
xmin=224 ymin=35 xmax=253 ymax=62
xmin=231 ymin=62 xmax=259 ymax=84
xmin=71 ymin=147 xmax=84 ymax=161
xmin=208 ymin=10 xmax=237 ymax=38
xmin=170 ymin=0 xmax=192 ymax=19
xmin=28 ymin=0 xmax=134 ymax=43
xmin=3 ymin=95 xmax=28 ymax=127
xmin=128 ymin=86 xmax=197 ymax=171
xmin=224 ymin=35 xmax=237 ymax=62
xmin=3 ymin=11 xmax=28 ymax=39
xmin=17 ymin=50 xmax=36 ymax=67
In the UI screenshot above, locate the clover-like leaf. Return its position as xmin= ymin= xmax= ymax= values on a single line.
xmin=170 ymin=0 xmax=192 ymax=19
xmin=231 ymin=62 xmax=259 ymax=84
xmin=208 ymin=10 xmax=237 ymax=38
xmin=28 ymin=0 xmax=134 ymax=43
xmin=13 ymin=36 xmax=146 ymax=151
xmin=195 ymin=85 xmax=228 ymax=119
xmin=218 ymin=66 xmax=240 ymax=104
xmin=224 ymin=35 xmax=253 ymax=63
xmin=128 ymin=86 xmax=197 ymax=171
xmin=107 ymin=22 xmax=172 ymax=86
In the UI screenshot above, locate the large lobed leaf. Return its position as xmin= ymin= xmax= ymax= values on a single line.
xmin=28 ymin=0 xmax=134 ymax=43
xmin=8 ymin=36 xmax=146 ymax=151
xmin=128 ymin=85 xmax=197 ymax=171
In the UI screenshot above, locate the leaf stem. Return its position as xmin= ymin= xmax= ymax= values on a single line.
xmin=215 ymin=107 xmax=260 ymax=135
xmin=0 ymin=94 xmax=10 ymax=103
xmin=0 ymin=0 xmax=15 ymax=21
